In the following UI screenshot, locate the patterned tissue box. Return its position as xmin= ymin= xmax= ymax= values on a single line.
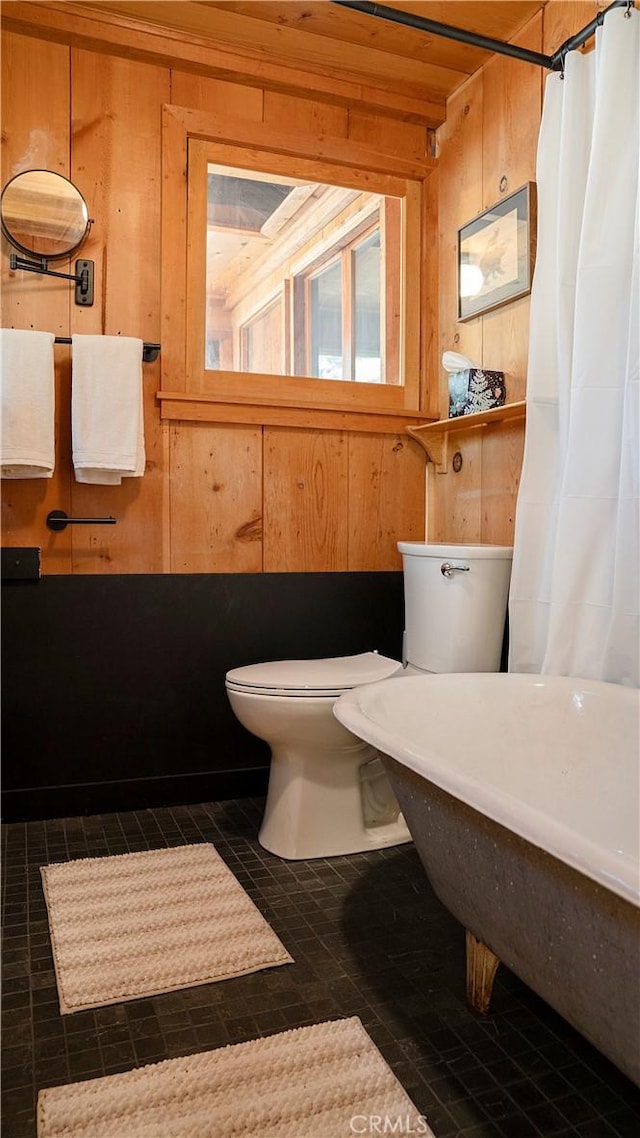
xmin=448 ymin=368 xmax=506 ymax=418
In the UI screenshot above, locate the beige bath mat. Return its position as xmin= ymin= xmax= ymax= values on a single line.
xmin=40 ymin=843 xmax=292 ymax=1014
xmin=37 ymin=1016 xmax=432 ymax=1138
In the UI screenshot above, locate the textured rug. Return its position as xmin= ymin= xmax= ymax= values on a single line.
xmin=37 ymin=1016 xmax=432 ymax=1138
xmin=40 ymin=843 xmax=293 ymax=1014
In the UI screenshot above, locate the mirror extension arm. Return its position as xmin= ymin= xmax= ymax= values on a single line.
xmin=8 ymin=253 xmax=94 ymax=306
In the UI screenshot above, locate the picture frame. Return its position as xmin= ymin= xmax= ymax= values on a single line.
xmin=457 ymin=183 xmax=536 ymax=321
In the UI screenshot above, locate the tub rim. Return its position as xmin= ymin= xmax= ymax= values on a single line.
xmin=334 ymin=672 xmax=640 ymax=908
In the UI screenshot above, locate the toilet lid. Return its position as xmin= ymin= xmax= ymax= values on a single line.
xmin=226 ymin=651 xmax=401 ymax=697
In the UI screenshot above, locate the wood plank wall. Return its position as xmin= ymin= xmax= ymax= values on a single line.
xmin=0 ymin=28 xmax=426 ymax=573
xmin=431 ymin=0 xmax=601 ymax=544
xmin=1 ymin=2 xmax=600 ymax=573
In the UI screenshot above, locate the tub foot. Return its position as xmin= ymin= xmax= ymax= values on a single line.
xmin=466 ymin=930 xmax=501 ymax=1015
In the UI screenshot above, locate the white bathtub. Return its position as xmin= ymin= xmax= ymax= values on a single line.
xmin=335 ymin=673 xmax=640 ymax=1084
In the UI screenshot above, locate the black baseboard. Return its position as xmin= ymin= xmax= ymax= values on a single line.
xmin=2 ymin=767 xmax=270 ymax=824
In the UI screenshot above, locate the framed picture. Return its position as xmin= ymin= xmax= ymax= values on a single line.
xmin=457 ymin=183 xmax=536 ymax=321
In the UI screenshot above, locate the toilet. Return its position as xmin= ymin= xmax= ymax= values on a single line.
xmin=225 ymin=542 xmax=513 ymax=860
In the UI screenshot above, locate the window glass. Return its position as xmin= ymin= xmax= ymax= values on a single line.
xmin=205 ymin=162 xmax=401 ymax=384
xmin=353 ymin=231 xmax=381 ymax=383
xmin=309 ymin=260 xmax=342 ymax=379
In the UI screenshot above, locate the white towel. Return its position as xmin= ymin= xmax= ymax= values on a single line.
xmin=71 ymin=335 xmax=145 ymax=484
xmin=0 ymin=329 xmax=55 ymax=478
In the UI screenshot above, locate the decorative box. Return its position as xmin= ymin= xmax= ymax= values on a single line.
xmin=448 ymin=368 xmax=506 ymax=418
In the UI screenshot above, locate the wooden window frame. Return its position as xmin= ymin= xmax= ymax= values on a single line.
xmin=158 ymin=105 xmax=429 ymax=431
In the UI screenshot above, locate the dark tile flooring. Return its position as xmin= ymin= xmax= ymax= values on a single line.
xmin=2 ymin=797 xmax=639 ymax=1138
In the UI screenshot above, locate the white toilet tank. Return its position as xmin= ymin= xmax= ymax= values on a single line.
xmin=398 ymin=542 xmax=513 ymax=674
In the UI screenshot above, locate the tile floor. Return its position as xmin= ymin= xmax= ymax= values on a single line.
xmin=2 ymin=797 xmax=639 ymax=1138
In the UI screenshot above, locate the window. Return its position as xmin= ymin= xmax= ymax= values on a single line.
xmin=203 ymin=162 xmax=400 ymax=386
xmin=309 ymin=256 xmax=343 ymax=379
xmin=162 ymin=107 xmax=426 ymax=424
xmin=353 ymin=231 xmax=382 ymax=382
xmin=305 ymin=226 xmax=383 ymax=382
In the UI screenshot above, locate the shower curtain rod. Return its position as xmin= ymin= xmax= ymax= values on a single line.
xmin=332 ymin=0 xmax=633 ymax=72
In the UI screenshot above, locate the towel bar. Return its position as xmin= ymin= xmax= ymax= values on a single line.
xmin=53 ymin=337 xmax=161 ymax=363
xmin=46 ymin=510 xmax=116 ymax=532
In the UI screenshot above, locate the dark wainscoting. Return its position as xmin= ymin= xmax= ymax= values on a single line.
xmin=1 ymin=573 xmax=404 ymax=822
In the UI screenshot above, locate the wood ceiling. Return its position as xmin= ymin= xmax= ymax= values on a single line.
xmin=4 ymin=1 xmax=548 ymax=125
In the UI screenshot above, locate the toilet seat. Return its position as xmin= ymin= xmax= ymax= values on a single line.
xmin=225 ymin=651 xmax=401 ymax=699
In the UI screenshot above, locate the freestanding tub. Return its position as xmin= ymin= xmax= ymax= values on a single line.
xmin=335 ymin=673 xmax=640 ymax=1086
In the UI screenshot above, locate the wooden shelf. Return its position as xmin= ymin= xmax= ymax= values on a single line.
xmin=407 ymin=400 xmax=526 ymax=472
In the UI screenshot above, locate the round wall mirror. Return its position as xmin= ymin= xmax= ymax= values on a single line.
xmin=1 ymin=169 xmax=91 ymax=261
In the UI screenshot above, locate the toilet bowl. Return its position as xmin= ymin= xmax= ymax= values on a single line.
xmin=225 ymin=652 xmax=411 ymax=860
xmin=226 ymin=543 xmax=513 ymax=861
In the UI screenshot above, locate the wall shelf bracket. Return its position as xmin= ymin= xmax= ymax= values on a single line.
xmin=407 ymin=400 xmax=527 ymax=473
xmin=408 ymin=427 xmax=448 ymax=472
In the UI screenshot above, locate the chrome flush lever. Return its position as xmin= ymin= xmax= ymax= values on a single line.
xmin=441 ymin=562 xmax=470 ymax=578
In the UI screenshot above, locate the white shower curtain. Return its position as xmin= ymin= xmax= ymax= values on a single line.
xmin=508 ymin=5 xmax=639 ymax=687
